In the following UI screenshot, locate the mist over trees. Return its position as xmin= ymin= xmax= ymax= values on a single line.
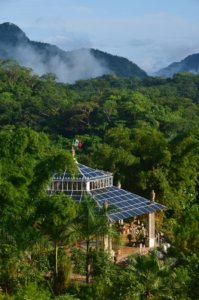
xmin=0 ymin=59 xmax=198 ymax=299
xmin=0 ymin=22 xmax=147 ymax=83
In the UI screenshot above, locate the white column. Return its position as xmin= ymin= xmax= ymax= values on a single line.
xmin=148 ymin=212 xmax=155 ymax=248
xmin=104 ymin=235 xmax=109 ymax=250
xmin=86 ymin=181 xmax=90 ymax=191
xmin=117 ymin=181 xmax=123 ymax=225
xmin=148 ymin=190 xmax=156 ymax=248
xmin=108 ymin=223 xmax=112 ymax=251
xmin=104 ymin=224 xmax=112 ymax=253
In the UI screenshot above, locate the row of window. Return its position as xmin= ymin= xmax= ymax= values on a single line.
xmin=50 ymin=177 xmax=113 ymax=191
xmin=52 ymin=181 xmax=86 ymax=191
xmin=90 ymin=177 xmax=113 ymax=190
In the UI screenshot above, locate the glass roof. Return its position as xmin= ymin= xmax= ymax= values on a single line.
xmin=89 ymin=186 xmax=165 ymax=222
xmin=62 ymin=190 xmax=85 ymax=201
xmin=78 ymin=164 xmax=112 ymax=179
xmin=51 ymin=162 xmax=165 ymax=221
xmin=53 ymin=163 xmax=112 ymax=180
xmin=51 ymin=186 xmax=165 ymax=221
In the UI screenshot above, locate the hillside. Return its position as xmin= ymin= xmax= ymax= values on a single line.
xmin=0 ymin=22 xmax=147 ymax=82
xmin=156 ymin=53 xmax=199 ymax=77
xmin=0 ymin=60 xmax=198 ymax=299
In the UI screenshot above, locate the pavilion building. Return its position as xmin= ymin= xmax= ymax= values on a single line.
xmin=48 ymin=163 xmax=165 ymax=249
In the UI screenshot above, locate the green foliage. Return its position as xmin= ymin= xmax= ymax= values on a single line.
xmin=37 ymin=194 xmax=78 ymax=245
xmin=170 ymin=205 xmax=199 ymax=256
xmin=54 ymin=295 xmax=80 ymax=300
xmin=0 ymin=61 xmax=198 ymax=299
xmin=92 ymin=126 xmax=137 ymax=182
xmin=74 ymin=195 xmax=112 ymax=283
xmin=54 ymin=251 xmax=72 ymax=294
xmin=14 ymin=282 xmax=51 ymax=300
xmin=71 ymin=248 xmax=86 ymax=275
xmin=185 ymin=254 xmax=199 ymax=299
xmin=0 ymin=126 xmax=75 ymax=293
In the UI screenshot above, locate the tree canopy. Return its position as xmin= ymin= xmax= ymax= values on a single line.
xmin=0 ymin=60 xmax=198 ymax=299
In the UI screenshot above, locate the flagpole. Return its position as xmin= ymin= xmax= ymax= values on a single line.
xmin=71 ymin=146 xmax=75 ymax=157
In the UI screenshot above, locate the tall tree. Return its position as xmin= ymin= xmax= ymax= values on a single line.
xmin=36 ymin=194 xmax=78 ymax=280
xmin=75 ymin=195 xmax=112 ymax=283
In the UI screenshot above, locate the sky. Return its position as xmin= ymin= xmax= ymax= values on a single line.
xmin=1 ymin=0 xmax=199 ymax=73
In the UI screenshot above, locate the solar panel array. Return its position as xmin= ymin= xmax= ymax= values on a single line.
xmin=51 ymin=190 xmax=85 ymax=201
xmin=51 ymin=163 xmax=165 ymax=221
xmin=78 ymin=164 xmax=111 ymax=179
xmin=53 ymin=170 xmax=83 ymax=180
xmin=53 ymin=164 xmax=111 ymax=181
xmin=89 ymin=186 xmax=165 ymax=222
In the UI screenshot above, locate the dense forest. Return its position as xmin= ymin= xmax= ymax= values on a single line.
xmin=0 ymin=59 xmax=198 ymax=299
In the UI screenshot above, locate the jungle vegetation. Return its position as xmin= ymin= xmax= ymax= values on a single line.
xmin=0 ymin=59 xmax=198 ymax=299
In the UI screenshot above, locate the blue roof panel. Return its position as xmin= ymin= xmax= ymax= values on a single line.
xmin=53 ymin=163 xmax=112 ymax=180
xmin=89 ymin=186 xmax=165 ymax=221
xmin=78 ymin=164 xmax=112 ymax=179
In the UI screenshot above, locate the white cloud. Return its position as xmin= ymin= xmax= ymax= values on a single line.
xmin=128 ymin=38 xmax=154 ymax=47
xmin=45 ymin=33 xmax=91 ymax=51
xmin=4 ymin=44 xmax=109 ymax=83
xmin=1 ymin=1 xmax=199 ymax=74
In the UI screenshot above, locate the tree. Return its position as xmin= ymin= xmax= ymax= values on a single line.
xmin=75 ymin=195 xmax=112 ymax=283
xmin=169 ymin=205 xmax=199 ymax=256
xmin=92 ymin=126 xmax=137 ymax=183
xmin=0 ymin=127 xmax=76 ymax=293
xmin=36 ymin=194 xmax=78 ymax=281
xmin=111 ymin=252 xmax=174 ymax=300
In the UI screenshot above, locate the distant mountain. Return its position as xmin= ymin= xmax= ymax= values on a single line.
xmin=0 ymin=22 xmax=147 ymax=82
xmin=156 ymin=53 xmax=199 ymax=78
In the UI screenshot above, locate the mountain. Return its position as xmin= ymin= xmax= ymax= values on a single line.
xmin=0 ymin=22 xmax=147 ymax=83
xmin=156 ymin=53 xmax=199 ymax=78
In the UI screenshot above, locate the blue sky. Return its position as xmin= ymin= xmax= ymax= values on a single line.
xmin=1 ymin=0 xmax=199 ymax=73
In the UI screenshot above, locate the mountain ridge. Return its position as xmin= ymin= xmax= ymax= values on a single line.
xmin=0 ymin=22 xmax=147 ymax=82
xmin=156 ymin=53 xmax=199 ymax=78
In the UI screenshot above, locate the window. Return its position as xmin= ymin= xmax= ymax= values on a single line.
xmin=54 ymin=181 xmax=61 ymax=190
xmin=63 ymin=182 xmax=68 ymax=191
xmin=77 ymin=182 xmax=82 ymax=190
xmin=68 ymin=182 xmax=72 ymax=190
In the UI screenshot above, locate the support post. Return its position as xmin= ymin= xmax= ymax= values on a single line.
xmin=148 ymin=190 xmax=156 ymax=248
xmin=86 ymin=181 xmax=90 ymax=192
xmin=104 ymin=235 xmax=109 ymax=250
xmin=103 ymin=219 xmax=113 ymax=253
xmin=108 ymin=223 xmax=112 ymax=251
xmin=117 ymin=181 xmax=123 ymax=225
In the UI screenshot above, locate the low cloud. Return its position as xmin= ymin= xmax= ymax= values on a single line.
xmin=3 ymin=43 xmax=109 ymax=83
xmin=128 ymin=38 xmax=154 ymax=47
xmin=46 ymin=33 xmax=91 ymax=51
xmin=125 ymin=38 xmax=199 ymax=74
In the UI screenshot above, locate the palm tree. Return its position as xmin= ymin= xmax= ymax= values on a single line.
xmin=112 ymin=251 xmax=174 ymax=300
xmin=75 ymin=195 xmax=112 ymax=283
xmin=36 ymin=194 xmax=78 ymax=279
xmin=127 ymin=252 xmax=173 ymax=299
